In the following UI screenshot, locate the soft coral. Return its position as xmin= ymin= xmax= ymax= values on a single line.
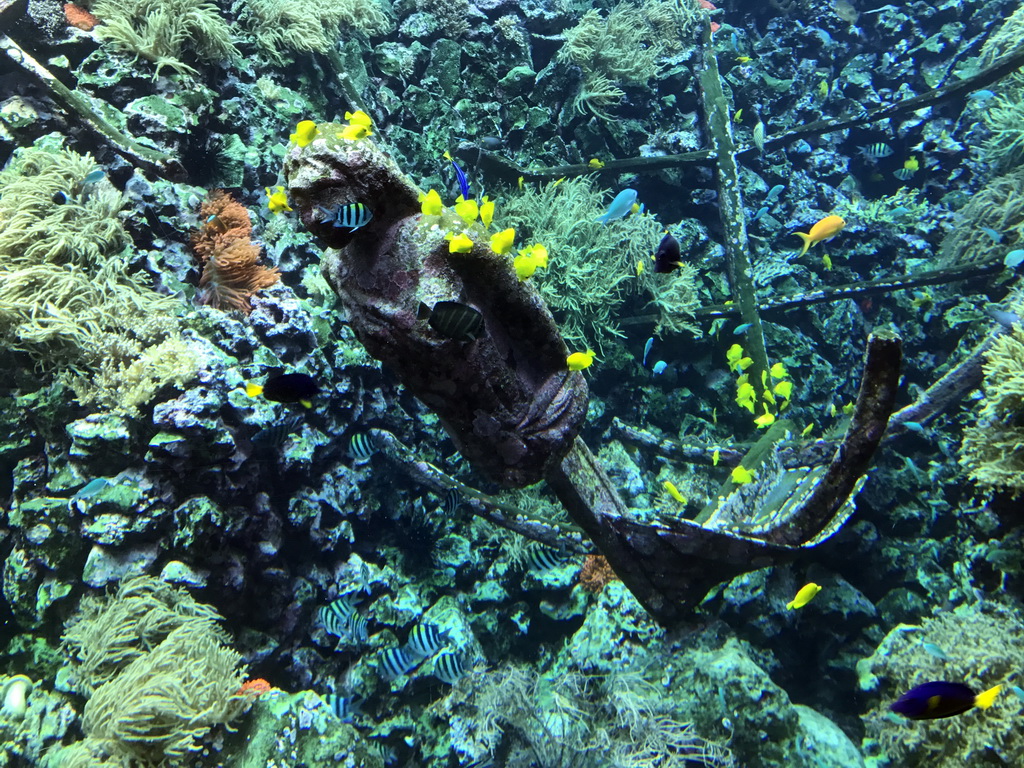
xmin=191 ymin=190 xmax=279 ymax=313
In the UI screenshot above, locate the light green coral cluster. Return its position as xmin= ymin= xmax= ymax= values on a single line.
xmin=937 ymin=164 xmax=1024 ymax=268
xmin=87 ymin=0 xmax=239 ymax=76
xmin=499 ymin=176 xmax=700 ymax=353
xmin=959 ymin=320 xmax=1024 ymax=492
xmin=859 ymin=604 xmax=1024 ymax=766
xmin=834 ymin=187 xmax=933 ymax=232
xmin=978 ymin=5 xmax=1024 ymax=173
xmin=0 ymin=137 xmax=197 ymax=414
xmin=244 ymin=0 xmax=392 ymax=65
xmin=57 ymin=577 xmax=250 ymax=766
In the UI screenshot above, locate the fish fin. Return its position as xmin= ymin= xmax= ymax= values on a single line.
xmin=975 ymin=685 xmax=1002 ymax=709
xmin=794 ymin=232 xmax=813 ymax=257
xmin=245 ymin=383 xmax=263 ymax=398
xmin=417 ymin=302 xmax=432 ymax=321
xmin=300 ymin=400 xmax=312 ymax=409
xmin=785 ymin=599 xmax=796 ymax=610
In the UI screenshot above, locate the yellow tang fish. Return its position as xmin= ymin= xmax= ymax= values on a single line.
xmin=731 ymin=465 xmax=754 ymax=485
xmin=289 ymin=120 xmax=318 ymax=147
xmin=737 ymin=55 xmax=753 ymax=63
xmin=712 ymin=448 xmax=720 ymax=466
xmin=265 ymin=186 xmax=291 ymax=214
xmin=567 ymin=349 xmax=595 ymax=371
xmin=588 ymin=158 xmax=605 ymax=169
xmin=787 ymin=582 xmax=822 ymax=610
xmin=822 ymin=254 xmax=833 ymax=270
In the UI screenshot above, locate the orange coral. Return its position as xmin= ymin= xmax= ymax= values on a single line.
xmin=236 ymin=678 xmax=273 ymax=696
xmin=578 ymin=554 xmax=620 ymax=594
xmin=63 ymin=3 xmax=99 ymax=31
xmin=191 ymin=190 xmax=279 ymax=313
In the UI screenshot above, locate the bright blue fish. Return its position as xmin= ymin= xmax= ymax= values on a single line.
xmin=980 ymin=227 xmax=1003 ymax=243
xmin=652 ymin=360 xmax=668 ymax=375
xmin=751 ymin=206 xmax=770 ymax=222
xmin=642 ymin=337 xmax=654 ymax=367
xmin=891 ymin=206 xmax=910 ymax=217
xmin=449 ymin=155 xmax=470 ymax=199
xmin=82 ymin=168 xmax=105 ymax=185
xmin=597 ymin=189 xmax=638 ymax=224
xmin=1004 ymin=249 xmax=1024 ymax=268
xmin=733 ymin=323 xmax=752 ymax=335
xmin=921 ymin=642 xmax=948 ymax=661
xmin=765 ymin=184 xmax=786 ymax=203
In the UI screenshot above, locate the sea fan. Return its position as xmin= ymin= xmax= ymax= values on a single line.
xmin=191 ymin=190 xmax=279 ymax=313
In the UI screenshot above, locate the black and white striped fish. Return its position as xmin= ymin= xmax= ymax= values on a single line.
xmin=349 ymin=432 xmax=377 ymax=462
xmin=250 ymin=414 xmax=304 ymax=456
xmin=318 ymin=202 xmax=373 ymax=231
xmin=438 ymin=488 xmax=462 ymax=515
xmin=368 ymin=740 xmax=398 ymax=765
xmin=525 ymin=544 xmax=569 ymax=574
xmin=433 ymin=650 xmax=466 ymax=685
xmin=858 ymin=142 xmax=893 ymax=159
xmin=417 ymin=301 xmax=484 ymax=342
xmin=405 ymin=623 xmax=447 ymax=659
xmin=323 ymin=693 xmax=363 ymax=722
xmin=319 ymin=597 xmax=368 ymax=644
xmin=379 ymin=646 xmax=417 ymax=680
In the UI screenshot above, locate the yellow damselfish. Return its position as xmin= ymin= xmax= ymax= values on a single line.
xmin=567 ymin=349 xmax=595 ymax=371
xmin=289 ymin=120 xmax=318 ymax=147
xmin=265 ymin=186 xmax=291 ymax=214
xmin=490 ymin=228 xmax=515 ymax=255
xmin=663 ymin=480 xmax=686 ymax=504
xmin=787 ymin=582 xmax=822 ymax=610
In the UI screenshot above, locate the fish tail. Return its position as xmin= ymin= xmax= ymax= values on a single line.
xmin=795 ymin=232 xmax=813 ymax=257
xmin=245 ymin=383 xmax=263 ymax=398
xmin=974 ymin=684 xmax=1002 ymax=709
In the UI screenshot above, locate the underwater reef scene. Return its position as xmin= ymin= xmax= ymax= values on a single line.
xmin=6 ymin=0 xmax=1024 ymax=764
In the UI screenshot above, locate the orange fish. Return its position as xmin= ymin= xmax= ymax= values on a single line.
xmin=699 ymin=0 xmax=716 ymax=8
xmin=794 ymin=215 xmax=845 ymax=257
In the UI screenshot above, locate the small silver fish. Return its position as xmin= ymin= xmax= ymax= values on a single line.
xmin=642 ymin=337 xmax=654 ymax=367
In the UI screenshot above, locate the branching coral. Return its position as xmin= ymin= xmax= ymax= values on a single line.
xmin=937 ymin=164 xmax=1024 ymax=268
xmin=976 ymin=7 xmax=1024 ymax=173
xmin=434 ymin=664 xmax=733 ymax=767
xmin=88 ymin=0 xmax=239 ymax=76
xmin=499 ymin=176 xmax=699 ymax=352
xmin=243 ymin=0 xmax=392 ymax=65
xmin=416 ymin=0 xmax=470 ymax=38
xmin=959 ymin=322 xmax=1024 ymax=493
xmin=859 ymin=604 xmax=1024 ymax=766
xmin=191 ymin=189 xmax=280 ymax=313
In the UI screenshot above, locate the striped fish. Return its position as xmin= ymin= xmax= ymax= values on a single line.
xmin=433 ymin=650 xmax=466 ymax=685
xmin=324 ymin=693 xmax=363 ymax=722
xmin=418 ymin=301 xmax=484 ymax=342
xmin=752 ymin=120 xmax=765 ymax=152
xmin=893 ymin=167 xmax=916 ymax=181
xmin=379 ymin=646 xmax=417 ymax=680
xmin=368 ymin=741 xmax=397 ymax=765
xmin=405 ymin=623 xmax=447 ymax=659
xmin=319 ymin=598 xmax=368 ymax=644
xmin=250 ymin=414 xmax=304 ymax=456
xmin=439 ymin=488 xmax=461 ymax=515
xmin=349 ymin=432 xmax=377 ymax=462
xmin=525 ymin=544 xmax=568 ymax=574
xmin=462 ymin=758 xmax=494 ymax=768
xmin=858 ymin=142 xmax=893 ymax=159
xmin=318 ymin=202 xmax=373 ymax=231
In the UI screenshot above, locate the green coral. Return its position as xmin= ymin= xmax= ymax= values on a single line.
xmin=87 ymin=0 xmax=239 ymax=76
xmin=58 ymin=577 xmax=249 ymax=766
xmin=499 ymin=176 xmax=700 ymax=352
xmin=978 ymin=6 xmax=1024 ymax=173
xmin=937 ymin=164 xmax=1024 ymax=268
xmin=0 ymin=137 xmax=195 ymax=413
xmin=959 ymin=321 xmax=1024 ymax=492
xmin=859 ymin=604 xmax=1024 ymax=766
xmin=243 ymin=0 xmax=392 ymax=65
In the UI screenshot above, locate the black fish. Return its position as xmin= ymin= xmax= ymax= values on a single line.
xmin=252 ymin=373 xmax=319 ymax=406
xmin=250 ymin=415 xmax=304 ymax=455
xmin=418 ymin=301 xmax=484 ymax=342
xmin=318 ymin=202 xmax=373 ymax=231
xmin=653 ymin=232 xmax=681 ymax=273
xmin=890 ymin=681 xmax=1001 ymax=720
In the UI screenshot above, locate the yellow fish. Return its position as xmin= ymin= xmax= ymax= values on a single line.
xmin=731 ymin=465 xmax=754 ymax=485
xmin=786 ymin=582 xmax=821 ymax=610
xmin=588 ymin=158 xmax=605 ymax=169
xmin=479 ymin=197 xmax=495 ymax=227
xmin=289 ymin=120 xmax=318 ymax=147
xmin=754 ymin=409 xmax=776 ymax=428
xmin=663 ymin=480 xmax=686 ymax=504
xmin=490 ymin=227 xmax=515 ymax=255
xmin=567 ymin=349 xmax=595 ymax=371
xmin=517 ymin=176 xmax=524 ymax=189
xmin=822 ymin=254 xmax=833 ymax=270
xmin=419 ymin=189 xmax=444 ymax=216
xmin=712 ymin=448 xmax=720 ymax=466
xmin=265 ymin=185 xmax=291 ymax=214
xmin=794 ymin=215 xmax=845 ymax=257
xmin=344 ymin=110 xmax=372 ymax=128
xmin=773 ymin=380 xmax=793 ymax=400
xmin=447 ymin=232 xmax=474 ymax=253
xmin=770 ymin=362 xmax=788 ymax=379
xmin=904 ymin=156 xmax=920 ymax=172
xmin=817 ymin=80 xmax=829 ymax=98
xmin=636 ymin=259 xmax=644 ymax=276
xmin=339 ymin=121 xmax=371 ymax=141
xmin=801 ymin=423 xmax=813 ymax=437
xmin=455 ymin=197 xmax=479 ymax=226
xmin=842 ymin=401 xmax=855 ymax=415
xmin=514 ymin=244 xmax=548 ymax=280
xmin=733 ymin=108 xmax=743 ymax=123
xmin=737 ymin=55 xmax=753 ymax=63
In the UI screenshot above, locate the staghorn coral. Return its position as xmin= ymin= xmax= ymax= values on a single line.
xmin=243 ymin=0 xmax=392 ymax=65
xmin=959 ymin=321 xmax=1024 ymax=493
xmin=191 ymin=189 xmax=280 ymax=313
xmin=499 ymin=176 xmax=699 ymax=353
xmin=859 ymin=604 xmax=1024 ymax=766
xmin=937 ymin=164 xmax=1024 ymax=268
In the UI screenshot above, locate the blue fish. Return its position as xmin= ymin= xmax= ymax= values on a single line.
xmin=449 ymin=155 xmax=470 ymax=199
xmin=891 ymin=681 xmax=1001 ymax=720
xmin=765 ymin=184 xmax=786 ymax=203
xmin=987 ymin=307 xmax=1021 ymax=328
xmin=903 ymin=421 xmax=925 ymax=434
xmin=82 ymin=168 xmax=105 ymax=185
xmin=920 ymin=642 xmax=948 ymax=661
xmin=751 ymin=205 xmax=770 ymax=222
xmin=890 ymin=206 xmax=910 ymax=217
xmin=318 ymin=202 xmax=373 ymax=231
xmin=652 ymin=360 xmax=668 ymax=375
xmin=733 ymin=323 xmax=752 ymax=335
xmin=1004 ymin=249 xmax=1024 ymax=268
xmin=1010 ymin=685 xmax=1024 ymax=703
xmin=969 ymin=90 xmax=996 ymax=101
xmin=597 ymin=189 xmax=638 ymax=224
xmin=73 ymin=477 xmax=110 ymax=500
xmin=980 ymin=227 xmax=1003 ymax=243
xmin=642 ymin=337 xmax=654 ymax=367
